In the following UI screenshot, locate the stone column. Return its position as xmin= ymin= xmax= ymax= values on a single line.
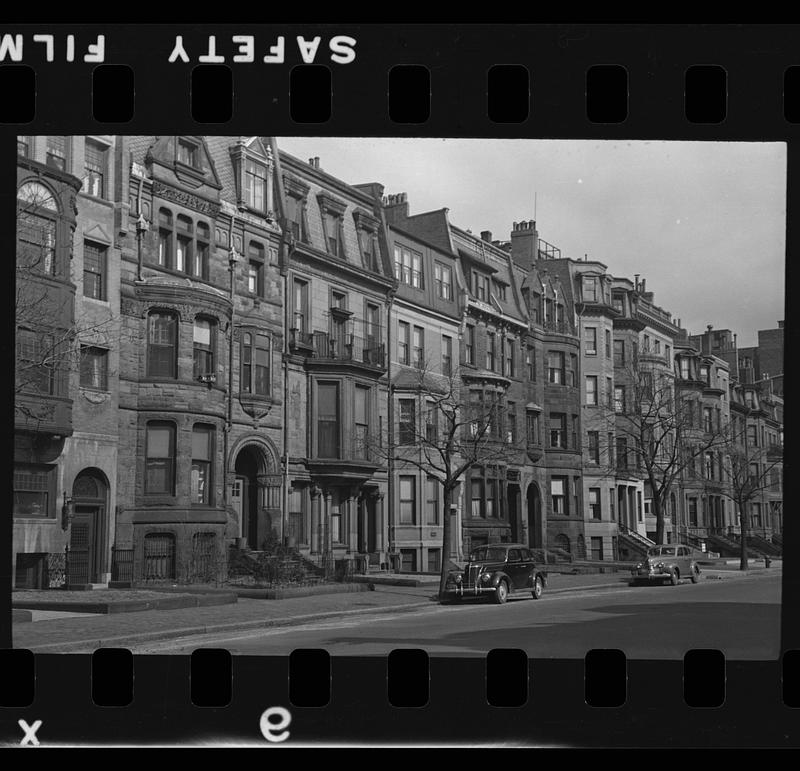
xmin=310 ymin=486 xmax=321 ymax=554
xmin=361 ymin=495 xmax=368 ymax=553
xmin=323 ymin=490 xmax=333 ymax=548
xmin=349 ymin=489 xmax=359 ymax=552
xmin=375 ymin=492 xmax=385 ymax=552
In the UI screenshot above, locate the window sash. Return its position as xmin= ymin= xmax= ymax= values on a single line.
xmin=148 ymin=314 xmax=177 ymax=378
xmin=426 ymin=477 xmax=439 ymax=524
xmin=146 ymin=424 xmax=175 ymax=494
xmin=245 ymin=160 xmax=267 ymax=210
xmin=586 ymin=376 xmax=598 ymax=405
xmin=399 ymin=400 xmax=416 ymax=444
xmin=80 ymin=347 xmax=108 ymax=390
xmin=399 ymin=477 xmax=416 ymax=524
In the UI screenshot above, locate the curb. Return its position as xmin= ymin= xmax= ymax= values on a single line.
xmin=20 ymin=600 xmax=434 ymax=653
xmin=15 ymin=567 xmax=779 ymax=652
xmin=12 ymin=592 xmax=239 ymax=615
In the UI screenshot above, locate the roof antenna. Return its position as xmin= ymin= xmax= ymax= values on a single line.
xmin=534 ymin=191 xmax=537 ymax=222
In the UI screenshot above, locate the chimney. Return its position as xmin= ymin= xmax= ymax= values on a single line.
xmin=641 ymin=278 xmax=646 ymax=293
xmin=510 ymin=218 xmax=538 ymax=271
xmin=778 ymin=320 xmax=784 ymax=329
xmin=634 ymin=274 xmax=640 ymax=292
xmin=308 ymin=157 xmax=321 ymax=169
xmin=481 ymin=230 xmax=492 ymax=242
xmin=383 ymin=192 xmax=409 ymax=222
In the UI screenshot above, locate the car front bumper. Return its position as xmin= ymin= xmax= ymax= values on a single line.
xmin=445 ymin=584 xmax=499 ymax=597
xmin=631 ymin=569 xmax=671 ymax=581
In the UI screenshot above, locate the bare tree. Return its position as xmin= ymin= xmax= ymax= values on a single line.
xmin=601 ymin=349 xmax=727 ymax=545
xmin=366 ymin=364 xmax=526 ymax=600
xmin=16 ymin=191 xmax=117 ymax=429
xmin=719 ymin=412 xmax=783 ymax=570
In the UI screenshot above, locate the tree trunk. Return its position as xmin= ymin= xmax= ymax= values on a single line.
xmin=653 ymin=494 xmax=665 ymax=545
xmin=739 ymin=505 xmax=749 ymax=571
xmin=438 ymin=486 xmax=453 ymax=599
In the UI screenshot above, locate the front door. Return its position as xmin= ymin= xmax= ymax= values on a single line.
xmin=232 ymin=477 xmax=245 ymax=539
xmin=69 ymin=506 xmax=98 ymax=585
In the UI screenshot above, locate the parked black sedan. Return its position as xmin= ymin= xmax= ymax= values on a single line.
xmin=444 ymin=544 xmax=548 ymax=604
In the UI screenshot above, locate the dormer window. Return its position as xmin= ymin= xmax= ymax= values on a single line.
xmin=283 ymin=175 xmax=310 ymax=243
xmin=318 ymin=193 xmax=347 ymax=258
xmin=473 ymin=272 xmax=489 ymax=301
xmin=178 ymin=138 xmax=201 ymax=169
xmin=395 ymin=244 xmax=423 ymax=289
xmin=354 ymin=210 xmax=380 ymax=271
xmin=245 ymin=159 xmax=267 ymax=211
xmin=582 ymin=276 xmax=598 ymax=302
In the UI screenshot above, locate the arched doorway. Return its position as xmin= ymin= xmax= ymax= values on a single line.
xmin=526 ymin=483 xmax=542 ymax=548
xmin=69 ymin=469 xmax=109 ymax=585
xmin=234 ymin=446 xmax=262 ymax=549
xmin=232 ymin=442 xmax=281 ymax=550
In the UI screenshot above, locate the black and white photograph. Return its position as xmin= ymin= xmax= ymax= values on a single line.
xmin=11 ymin=134 xmax=784 ymax=665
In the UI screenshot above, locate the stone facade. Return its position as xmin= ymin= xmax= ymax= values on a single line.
xmin=13 ymin=137 xmax=783 ymax=587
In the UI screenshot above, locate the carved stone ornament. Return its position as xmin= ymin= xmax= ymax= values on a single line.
xmin=81 ymin=388 xmax=110 ymax=405
xmin=152 ymin=180 xmax=221 ymax=218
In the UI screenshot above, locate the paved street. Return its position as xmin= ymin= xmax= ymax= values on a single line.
xmin=128 ymin=571 xmax=781 ymax=660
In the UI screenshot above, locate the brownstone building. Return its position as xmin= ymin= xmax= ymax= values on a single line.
xmin=279 ymin=152 xmax=394 ymax=571
xmin=113 ymin=135 xmax=283 ymax=582
xmin=14 ymin=137 xmax=121 ymax=588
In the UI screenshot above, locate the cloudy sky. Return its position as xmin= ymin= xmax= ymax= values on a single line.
xmin=278 ymin=137 xmax=786 ymax=349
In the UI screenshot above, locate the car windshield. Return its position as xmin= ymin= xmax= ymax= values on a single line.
xmin=648 ymin=546 xmax=676 ymax=556
xmin=469 ymin=547 xmax=507 ymax=562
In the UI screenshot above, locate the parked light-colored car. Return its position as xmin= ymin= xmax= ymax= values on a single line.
xmin=631 ymin=544 xmax=701 ymax=586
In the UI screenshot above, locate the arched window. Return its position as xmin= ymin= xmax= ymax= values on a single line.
xmin=554 ymin=533 xmax=571 ymax=554
xmin=148 ymin=311 xmax=178 ymax=378
xmin=17 ymin=182 xmax=58 ymax=277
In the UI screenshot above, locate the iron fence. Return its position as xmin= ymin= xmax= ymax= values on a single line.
xmin=65 ymin=545 xmax=89 ymax=586
xmin=111 ymin=547 xmax=134 ymax=583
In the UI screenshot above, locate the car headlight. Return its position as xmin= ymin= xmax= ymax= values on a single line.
xmin=480 ymin=573 xmax=491 ymax=583
xmin=656 ymin=562 xmax=665 ymax=569
xmin=635 ymin=562 xmax=642 ymax=570
xmin=454 ymin=574 xmax=462 ymax=584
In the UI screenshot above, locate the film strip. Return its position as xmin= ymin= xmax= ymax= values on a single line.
xmin=1 ymin=23 xmax=797 ymax=748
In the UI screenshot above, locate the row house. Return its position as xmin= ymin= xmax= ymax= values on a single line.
xmin=509 ymin=222 xmax=580 ymax=559
xmin=729 ymin=379 xmax=784 ymax=539
xmin=14 ymin=136 xmax=121 ymax=588
xmin=112 ymin=135 xmax=284 ymax=583
xmin=279 ymin=153 xmax=394 ymax=572
xmin=384 ymin=202 xmax=463 ymax=572
xmin=383 ymin=200 xmax=542 ymax=563
xmin=15 ymin=137 xmax=783 ymax=586
xmin=554 ymin=256 xmax=620 ymax=561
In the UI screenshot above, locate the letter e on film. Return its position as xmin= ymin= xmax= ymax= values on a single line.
xmin=259 ymin=707 xmax=291 ymax=743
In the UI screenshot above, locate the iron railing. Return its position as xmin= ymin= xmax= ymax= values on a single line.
xmin=65 ymin=545 xmax=89 ymax=586
xmin=111 ymin=546 xmax=134 ymax=583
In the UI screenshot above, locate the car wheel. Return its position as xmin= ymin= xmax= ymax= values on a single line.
xmin=670 ymin=570 xmax=679 ymax=586
xmin=690 ymin=565 xmax=700 ymax=584
xmin=532 ymin=575 xmax=544 ymax=600
xmin=493 ymin=580 xmax=509 ymax=605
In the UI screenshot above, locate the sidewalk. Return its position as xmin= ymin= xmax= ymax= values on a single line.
xmin=12 ymin=563 xmax=780 ymax=653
